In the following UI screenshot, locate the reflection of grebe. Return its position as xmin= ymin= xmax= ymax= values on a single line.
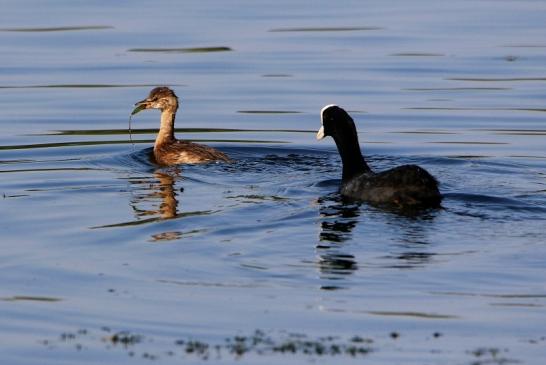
xmin=155 ymin=171 xmax=178 ymax=219
xmin=128 ymin=171 xmax=179 ymax=220
xmin=132 ymin=87 xmax=231 ymax=165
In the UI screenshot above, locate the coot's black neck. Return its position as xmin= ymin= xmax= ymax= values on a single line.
xmin=332 ymin=129 xmax=371 ymax=181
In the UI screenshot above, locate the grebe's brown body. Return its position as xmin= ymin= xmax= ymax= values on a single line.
xmin=132 ymin=87 xmax=231 ymax=165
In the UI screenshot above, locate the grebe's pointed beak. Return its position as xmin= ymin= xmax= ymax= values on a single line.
xmin=316 ymin=125 xmax=325 ymax=140
xmin=131 ymin=99 xmax=149 ymax=115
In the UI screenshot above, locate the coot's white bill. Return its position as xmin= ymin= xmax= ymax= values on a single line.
xmin=316 ymin=126 xmax=325 ymax=140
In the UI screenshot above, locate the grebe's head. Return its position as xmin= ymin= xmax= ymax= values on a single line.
xmin=316 ymin=104 xmax=356 ymax=141
xmin=132 ymin=87 xmax=179 ymax=115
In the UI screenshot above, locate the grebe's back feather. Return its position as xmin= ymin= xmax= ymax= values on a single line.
xmin=154 ymin=140 xmax=231 ymax=165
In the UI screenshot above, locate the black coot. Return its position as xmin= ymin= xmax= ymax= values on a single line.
xmin=317 ymin=104 xmax=441 ymax=208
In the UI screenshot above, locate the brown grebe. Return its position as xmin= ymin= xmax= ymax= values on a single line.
xmin=317 ymin=104 xmax=442 ymax=208
xmin=131 ymin=87 xmax=231 ymax=165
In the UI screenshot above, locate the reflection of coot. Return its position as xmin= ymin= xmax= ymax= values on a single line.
xmin=317 ymin=194 xmax=360 ymax=244
xmin=318 ymin=253 xmax=358 ymax=276
xmin=391 ymin=252 xmax=435 ymax=269
xmin=317 ymin=105 xmax=442 ymax=208
xmin=316 ymin=192 xmax=440 ymax=274
xmin=316 ymin=194 xmax=359 ymax=283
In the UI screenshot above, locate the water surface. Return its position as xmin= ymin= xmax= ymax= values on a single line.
xmin=1 ymin=1 xmax=545 ymax=364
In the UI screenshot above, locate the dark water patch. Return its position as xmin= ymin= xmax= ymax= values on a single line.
xmin=485 ymin=294 xmax=546 ymax=299
xmin=215 ymin=149 xmax=333 ymax=175
xmin=503 ymin=55 xmax=519 ymax=62
xmin=367 ymin=311 xmax=458 ymax=319
xmin=261 ymin=74 xmax=293 ymax=78
xmin=127 ymin=46 xmax=232 ymax=53
xmin=314 ymin=179 xmax=340 ymax=188
xmin=385 ymin=252 xmax=437 ymax=268
xmin=442 ymin=193 xmax=546 ymax=221
xmin=477 ymin=129 xmax=546 ymax=136
xmin=157 ymin=279 xmax=260 ymax=289
xmin=269 ymin=26 xmax=382 ymax=32
xmin=320 ymin=285 xmax=345 ymax=291
xmin=0 ymin=140 xmax=154 ymax=150
xmin=390 ymin=52 xmax=445 ymax=57
xmin=498 ymin=131 xmax=546 ymax=136
xmin=317 ymin=254 xmax=358 ymax=275
xmin=0 ymin=295 xmax=61 ymax=302
xmin=92 ymin=147 xmax=156 ymax=171
xmin=0 ymin=25 xmax=113 ymax=32
xmin=447 ymin=77 xmax=546 ymax=82
xmin=2 ymin=193 xmax=29 ymax=198
xmin=0 ymin=159 xmax=35 ymax=164
xmin=490 ymin=303 xmax=543 ymax=307
xmin=240 ymin=263 xmax=269 ymax=270
xmin=419 ymin=156 xmax=482 ymax=166
xmin=226 ymin=194 xmax=290 ymax=202
xmin=0 ymin=84 xmax=182 ymax=89
xmin=403 ymin=87 xmax=510 ymax=91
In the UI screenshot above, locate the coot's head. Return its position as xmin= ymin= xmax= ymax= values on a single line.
xmin=317 ymin=104 xmax=357 ymax=141
xmin=132 ymin=87 xmax=179 ymax=115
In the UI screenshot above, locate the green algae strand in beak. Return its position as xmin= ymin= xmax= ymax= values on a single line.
xmin=131 ymin=104 xmax=146 ymax=115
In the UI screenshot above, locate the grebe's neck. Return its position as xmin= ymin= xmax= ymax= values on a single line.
xmin=155 ymin=106 xmax=177 ymax=147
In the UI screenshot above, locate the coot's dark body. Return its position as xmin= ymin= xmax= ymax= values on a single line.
xmin=340 ymin=165 xmax=441 ymax=207
xmin=317 ymin=104 xmax=441 ymax=208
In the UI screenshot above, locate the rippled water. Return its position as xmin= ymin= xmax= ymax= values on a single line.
xmin=1 ymin=1 xmax=546 ymax=364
